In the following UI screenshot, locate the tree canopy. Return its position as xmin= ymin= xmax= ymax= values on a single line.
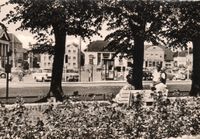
xmin=3 ymin=0 xmax=104 ymax=42
xmin=2 ymin=0 xmax=104 ymax=101
xmin=164 ymin=1 xmax=200 ymax=96
xmin=104 ymin=0 xmax=170 ymax=89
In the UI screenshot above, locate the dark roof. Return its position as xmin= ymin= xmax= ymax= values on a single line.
xmin=0 ymin=29 xmax=4 ymax=36
xmin=164 ymin=48 xmax=174 ymax=61
xmin=144 ymin=45 xmax=154 ymax=50
xmin=173 ymin=49 xmax=192 ymax=57
xmin=16 ymin=47 xmax=27 ymax=53
xmin=84 ymin=40 xmax=110 ymax=52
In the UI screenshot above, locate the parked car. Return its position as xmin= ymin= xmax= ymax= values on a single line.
xmin=165 ymin=69 xmax=186 ymax=80
xmin=64 ymin=69 xmax=79 ymax=82
xmin=173 ymin=72 xmax=186 ymax=80
xmin=32 ymin=69 xmax=52 ymax=82
xmin=143 ymin=70 xmax=153 ymax=81
xmin=165 ymin=69 xmax=175 ymax=80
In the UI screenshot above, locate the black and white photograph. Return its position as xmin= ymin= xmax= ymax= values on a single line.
xmin=0 ymin=0 xmax=200 ymax=138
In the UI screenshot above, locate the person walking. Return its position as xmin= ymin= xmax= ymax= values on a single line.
xmin=18 ymin=70 xmax=23 ymax=81
xmin=152 ymin=64 xmax=162 ymax=87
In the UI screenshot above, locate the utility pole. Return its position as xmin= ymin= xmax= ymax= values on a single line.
xmin=28 ymin=43 xmax=33 ymax=69
xmin=12 ymin=34 xmax=15 ymax=68
xmin=79 ymin=36 xmax=82 ymax=82
xmin=187 ymin=47 xmax=190 ymax=80
xmin=5 ymin=51 xmax=12 ymax=103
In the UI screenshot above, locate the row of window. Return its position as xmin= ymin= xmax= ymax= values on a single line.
xmin=43 ymin=62 xmax=77 ymax=67
xmin=43 ymin=62 xmax=52 ymax=67
xmin=67 ymin=63 xmax=76 ymax=66
xmin=145 ymin=61 xmax=163 ymax=67
xmin=43 ymin=56 xmax=53 ymax=61
xmin=68 ymin=56 xmax=76 ymax=60
xmin=145 ymin=53 xmax=163 ymax=58
xmin=68 ymin=50 xmax=77 ymax=53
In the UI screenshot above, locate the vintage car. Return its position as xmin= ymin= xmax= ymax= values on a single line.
xmin=165 ymin=69 xmax=186 ymax=80
xmin=64 ymin=69 xmax=79 ymax=82
xmin=32 ymin=69 xmax=52 ymax=82
xmin=143 ymin=69 xmax=153 ymax=81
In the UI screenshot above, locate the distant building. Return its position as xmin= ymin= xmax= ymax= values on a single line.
xmin=9 ymin=33 xmax=23 ymax=68
xmin=8 ymin=33 xmax=29 ymax=69
xmin=39 ymin=53 xmax=53 ymax=69
xmin=0 ymin=29 xmax=29 ymax=70
xmin=39 ymin=43 xmax=82 ymax=70
xmin=84 ymin=40 xmax=130 ymax=80
xmin=0 ymin=28 xmax=10 ymax=68
xmin=173 ymin=48 xmax=193 ymax=69
xmin=64 ymin=43 xmax=80 ymax=70
xmin=144 ymin=45 xmax=174 ymax=69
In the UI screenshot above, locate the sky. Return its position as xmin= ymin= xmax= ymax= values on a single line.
xmin=0 ymin=0 xmax=192 ymax=50
xmin=0 ymin=0 xmax=109 ymax=50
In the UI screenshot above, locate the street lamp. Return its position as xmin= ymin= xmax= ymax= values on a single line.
xmin=5 ymin=50 xmax=12 ymax=103
xmin=186 ymin=47 xmax=190 ymax=80
xmin=79 ymin=36 xmax=82 ymax=82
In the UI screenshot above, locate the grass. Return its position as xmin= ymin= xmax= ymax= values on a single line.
xmin=0 ymin=83 xmax=191 ymax=103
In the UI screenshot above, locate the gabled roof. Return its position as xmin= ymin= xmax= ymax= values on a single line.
xmin=145 ymin=45 xmax=174 ymax=61
xmin=0 ymin=29 xmax=10 ymax=41
xmin=84 ymin=40 xmax=110 ymax=52
xmin=67 ymin=42 xmax=78 ymax=48
xmin=16 ymin=47 xmax=28 ymax=53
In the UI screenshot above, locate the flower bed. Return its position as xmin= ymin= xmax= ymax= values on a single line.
xmin=0 ymin=96 xmax=200 ymax=139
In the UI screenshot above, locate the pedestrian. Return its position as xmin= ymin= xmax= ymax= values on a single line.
xmin=18 ymin=70 xmax=23 ymax=81
xmin=152 ymin=64 xmax=162 ymax=87
xmin=160 ymin=67 xmax=167 ymax=85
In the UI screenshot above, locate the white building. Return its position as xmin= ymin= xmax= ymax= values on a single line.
xmin=0 ymin=28 xmax=10 ymax=68
xmin=84 ymin=40 xmax=130 ymax=80
xmin=144 ymin=45 xmax=174 ymax=69
xmin=64 ymin=43 xmax=80 ymax=70
xmin=173 ymin=49 xmax=193 ymax=69
xmin=39 ymin=43 xmax=80 ymax=70
xmin=39 ymin=53 xmax=53 ymax=69
xmin=144 ymin=45 xmax=165 ymax=68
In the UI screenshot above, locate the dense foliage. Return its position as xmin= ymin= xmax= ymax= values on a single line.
xmin=1 ymin=96 xmax=200 ymax=139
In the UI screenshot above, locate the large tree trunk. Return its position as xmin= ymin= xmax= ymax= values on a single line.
xmin=130 ymin=36 xmax=144 ymax=90
xmin=47 ymin=26 xmax=66 ymax=101
xmin=190 ymin=37 xmax=200 ymax=96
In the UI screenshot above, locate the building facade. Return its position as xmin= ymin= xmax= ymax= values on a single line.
xmin=84 ymin=40 xmax=130 ymax=80
xmin=173 ymin=48 xmax=193 ymax=70
xmin=64 ymin=43 xmax=80 ymax=70
xmin=0 ymin=28 xmax=10 ymax=68
xmin=144 ymin=45 xmax=165 ymax=69
xmin=9 ymin=33 xmax=27 ymax=68
xmin=144 ymin=45 xmax=174 ymax=69
xmin=39 ymin=53 xmax=53 ymax=69
xmin=39 ymin=43 xmax=81 ymax=70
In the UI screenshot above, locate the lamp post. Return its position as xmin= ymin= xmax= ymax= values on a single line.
xmin=79 ymin=36 xmax=82 ymax=82
xmin=5 ymin=50 xmax=12 ymax=103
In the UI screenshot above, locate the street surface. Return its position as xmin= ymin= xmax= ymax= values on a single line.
xmin=0 ymin=74 xmax=192 ymax=103
xmin=0 ymin=74 xmax=192 ymax=88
